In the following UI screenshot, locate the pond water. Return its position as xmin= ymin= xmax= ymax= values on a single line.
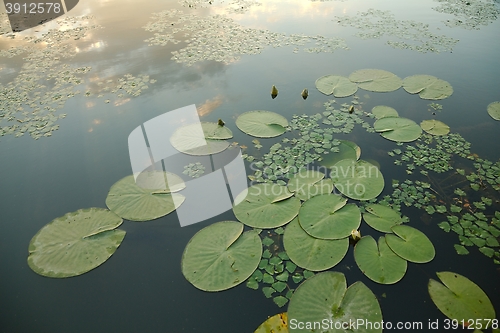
xmin=1 ymin=0 xmax=499 ymax=332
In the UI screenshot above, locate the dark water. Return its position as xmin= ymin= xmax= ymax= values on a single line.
xmin=1 ymin=0 xmax=499 ymax=332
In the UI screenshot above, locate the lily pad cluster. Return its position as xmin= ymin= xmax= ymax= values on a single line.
xmin=432 ymin=0 xmax=500 ymax=30
xmin=28 ymin=170 xmax=188 ymax=277
xmin=143 ymin=10 xmax=348 ymax=66
xmin=335 ymin=8 xmax=460 ymax=53
xmin=183 ymin=162 xmax=206 ymax=178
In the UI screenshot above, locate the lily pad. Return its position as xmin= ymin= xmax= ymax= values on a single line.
xmin=236 ymin=111 xmax=288 ymax=138
xmin=170 ymin=122 xmax=233 ymax=155
xmin=298 ymin=194 xmax=361 ymax=239
xmin=402 ymin=75 xmax=453 ymax=100
xmin=363 ymin=204 xmax=403 ymax=233
xmin=254 ymin=312 xmax=289 ymax=333
xmin=372 ymin=105 xmax=399 ymax=119
xmin=349 ymin=69 xmax=402 ymax=92
xmin=385 ymin=225 xmax=435 ymax=263
xmin=428 ymin=272 xmax=495 ymax=322
xmin=374 ymin=117 xmax=422 ymax=142
xmin=320 ymin=140 xmax=361 ymax=168
xmin=315 ymin=75 xmax=358 ymax=97
xmin=330 ymin=159 xmax=385 ymax=201
xmin=487 ymin=101 xmax=500 ymax=121
xmin=233 ymin=184 xmax=301 ymax=228
xmin=181 ymin=221 xmax=262 ymax=291
xmin=27 ymin=208 xmax=126 ymax=278
xmin=105 ymin=172 xmax=185 ymax=222
xmin=284 ymin=218 xmax=349 ymax=271
xmin=420 ymin=119 xmax=450 ymax=136
xmin=287 ymin=170 xmax=333 ymax=201
xmin=287 ymin=272 xmax=383 ymax=333
xmin=354 ymin=235 xmax=407 ymax=284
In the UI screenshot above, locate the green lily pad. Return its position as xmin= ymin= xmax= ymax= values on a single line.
xmin=349 ymin=69 xmax=402 ymax=92
xmin=428 ymin=272 xmax=495 ymax=322
xmin=330 ymin=159 xmax=385 ymax=201
xmin=374 ymin=117 xmax=422 ymax=142
xmin=354 ymin=235 xmax=407 ymax=284
xmin=320 ymin=140 xmax=361 ymax=168
xmin=284 ymin=218 xmax=349 ymax=271
xmin=254 ymin=312 xmax=289 ymax=333
xmin=170 ymin=122 xmax=233 ymax=155
xmin=487 ymin=101 xmax=500 ymax=121
xmin=181 ymin=221 xmax=262 ymax=291
xmin=363 ymin=204 xmax=402 ymax=233
xmin=105 ymin=172 xmax=185 ymax=222
xmin=236 ymin=110 xmax=288 ymax=138
xmin=372 ymin=105 xmax=399 ymax=119
xmin=27 ymin=208 xmax=126 ymax=278
xmin=233 ymin=184 xmax=301 ymax=228
xmin=420 ymin=119 xmax=450 ymax=136
xmin=288 ymin=272 xmax=382 ymax=333
xmin=315 ymin=75 xmax=358 ymax=97
xmin=402 ymin=75 xmax=453 ymax=100
xmin=385 ymin=225 xmax=435 ymax=263
xmin=287 ymin=170 xmax=333 ymax=201
xmin=298 ymin=194 xmax=361 ymax=239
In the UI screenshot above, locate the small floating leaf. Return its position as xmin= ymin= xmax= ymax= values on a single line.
xmin=106 ymin=172 xmax=185 ymax=222
xmin=372 ymin=105 xmax=399 ymax=119
xmin=428 ymin=272 xmax=495 ymax=321
xmin=349 ymin=69 xmax=402 ymax=92
xmin=298 ymin=194 xmax=361 ymax=240
xmin=330 ymin=159 xmax=385 ymax=201
xmin=236 ymin=110 xmax=288 ymax=138
xmin=454 ymin=244 xmax=469 ymax=255
xmin=354 ymin=235 xmax=407 ymax=284
xmin=385 ymin=225 xmax=435 ymax=263
xmin=421 ymin=119 xmax=450 ymax=136
xmin=27 ymin=208 xmax=125 ymax=278
xmin=233 ymin=184 xmax=301 ymax=228
xmin=284 ymin=218 xmax=349 ymax=271
xmin=287 ymin=272 xmax=383 ymax=333
xmin=487 ymin=101 xmax=500 ymax=120
xmin=374 ymin=117 xmax=422 ymax=142
xmin=315 ymin=75 xmax=358 ymax=97
xmin=181 ymin=221 xmax=262 ymax=291
xmin=363 ymin=204 xmax=403 ymax=233
xmin=403 ymin=75 xmax=453 ymax=100
xmin=170 ymin=122 xmax=233 ymax=155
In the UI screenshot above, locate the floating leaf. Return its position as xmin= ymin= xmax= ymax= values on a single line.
xmin=385 ymin=225 xmax=435 ymax=263
xmin=298 ymin=194 xmax=361 ymax=240
xmin=287 ymin=170 xmax=333 ymax=201
xmin=236 ymin=111 xmax=288 ymax=138
xmin=438 ymin=222 xmax=451 ymax=232
xmin=181 ymin=221 xmax=262 ymax=291
xmin=315 ymin=75 xmax=358 ymax=97
xmin=273 ymin=296 xmax=289 ymax=307
xmin=330 ymin=159 xmax=385 ymax=201
xmin=354 ymin=235 xmax=407 ymax=284
xmin=349 ymin=69 xmax=402 ymax=92
xmin=254 ymin=312 xmax=289 ymax=333
xmin=363 ymin=204 xmax=402 ymax=233
xmin=428 ymin=272 xmax=495 ymax=322
xmin=27 ymin=208 xmax=126 ymax=278
xmin=487 ymin=101 xmax=500 ymax=121
xmin=288 ymin=272 xmax=383 ymax=333
xmin=170 ymin=122 xmax=233 ymax=155
xmin=320 ymin=140 xmax=361 ymax=168
xmin=105 ymin=172 xmax=185 ymax=222
xmin=372 ymin=105 xmax=399 ymax=119
xmin=454 ymin=244 xmax=469 ymax=255
xmin=402 ymin=75 xmax=453 ymax=100
xmin=374 ymin=117 xmax=422 ymax=142
xmin=284 ymin=218 xmax=349 ymax=271
xmin=420 ymin=119 xmax=450 ymax=136
xmin=233 ymin=184 xmax=301 ymax=228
